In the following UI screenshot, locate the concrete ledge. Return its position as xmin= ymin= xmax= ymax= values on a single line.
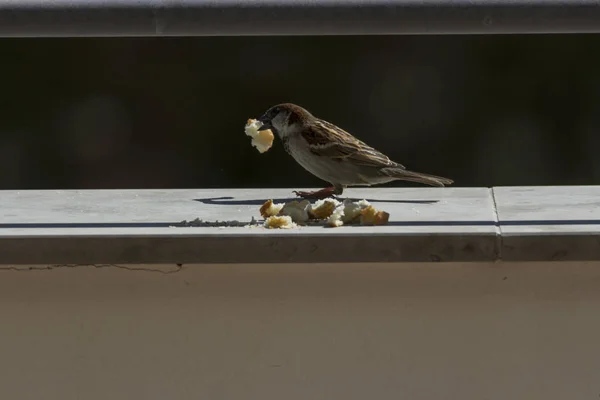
xmin=0 ymin=186 xmax=598 ymax=264
xmin=494 ymin=186 xmax=600 ymax=261
xmin=0 ymin=0 xmax=600 ymax=37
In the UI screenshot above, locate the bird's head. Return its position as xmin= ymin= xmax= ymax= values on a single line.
xmin=257 ymin=103 xmax=313 ymax=139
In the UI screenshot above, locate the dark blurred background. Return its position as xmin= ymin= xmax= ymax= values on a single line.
xmin=1 ymin=35 xmax=599 ymax=190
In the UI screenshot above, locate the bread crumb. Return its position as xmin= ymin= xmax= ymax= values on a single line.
xmin=257 ymin=197 xmax=389 ymax=228
xmin=374 ymin=211 xmax=390 ymax=225
xmin=360 ymin=205 xmax=390 ymax=226
xmin=309 ymin=198 xmax=341 ymax=219
xmin=245 ymin=119 xmax=274 ymax=153
xmin=260 ymin=199 xmax=284 ymax=218
xmin=326 ymin=203 xmax=346 ymax=227
xmin=342 ymin=199 xmax=371 ymax=223
xmin=280 ymin=200 xmax=310 ymax=224
xmin=264 ymin=215 xmax=297 ymax=229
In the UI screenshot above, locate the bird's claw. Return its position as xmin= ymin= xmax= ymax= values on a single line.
xmin=293 ymin=187 xmax=337 ymax=200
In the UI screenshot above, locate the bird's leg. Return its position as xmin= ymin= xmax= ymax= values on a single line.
xmin=333 ymin=184 xmax=345 ymax=196
xmin=293 ymin=185 xmax=344 ymax=200
xmin=293 ymin=186 xmax=336 ymax=200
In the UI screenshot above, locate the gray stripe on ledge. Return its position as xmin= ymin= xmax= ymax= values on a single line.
xmin=0 ymin=0 xmax=600 ymax=37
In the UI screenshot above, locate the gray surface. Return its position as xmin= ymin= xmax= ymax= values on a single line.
xmin=494 ymin=186 xmax=600 ymax=261
xmin=0 ymin=0 xmax=600 ymax=37
xmin=0 ymin=188 xmax=498 ymax=264
xmin=1 ymin=186 xmax=599 ymax=264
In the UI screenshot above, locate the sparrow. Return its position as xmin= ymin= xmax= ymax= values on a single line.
xmin=257 ymin=103 xmax=453 ymax=199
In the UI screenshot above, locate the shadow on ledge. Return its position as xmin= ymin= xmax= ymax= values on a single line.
xmin=194 ymin=196 xmax=440 ymax=206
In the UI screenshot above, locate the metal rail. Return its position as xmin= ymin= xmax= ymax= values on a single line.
xmin=0 ymin=0 xmax=599 ymax=37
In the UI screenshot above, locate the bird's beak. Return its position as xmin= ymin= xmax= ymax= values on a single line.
xmin=257 ymin=121 xmax=272 ymax=131
xmin=257 ymin=116 xmax=272 ymax=131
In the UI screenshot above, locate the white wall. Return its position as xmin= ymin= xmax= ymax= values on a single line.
xmin=0 ymin=262 xmax=598 ymax=399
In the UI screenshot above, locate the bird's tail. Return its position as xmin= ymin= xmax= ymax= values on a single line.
xmin=381 ymin=167 xmax=454 ymax=187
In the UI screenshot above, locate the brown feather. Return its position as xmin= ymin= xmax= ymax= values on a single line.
xmin=304 ymin=119 xmax=404 ymax=169
xmin=381 ymin=167 xmax=454 ymax=187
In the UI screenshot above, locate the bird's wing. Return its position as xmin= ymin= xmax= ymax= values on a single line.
xmin=302 ymin=120 xmax=404 ymax=169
